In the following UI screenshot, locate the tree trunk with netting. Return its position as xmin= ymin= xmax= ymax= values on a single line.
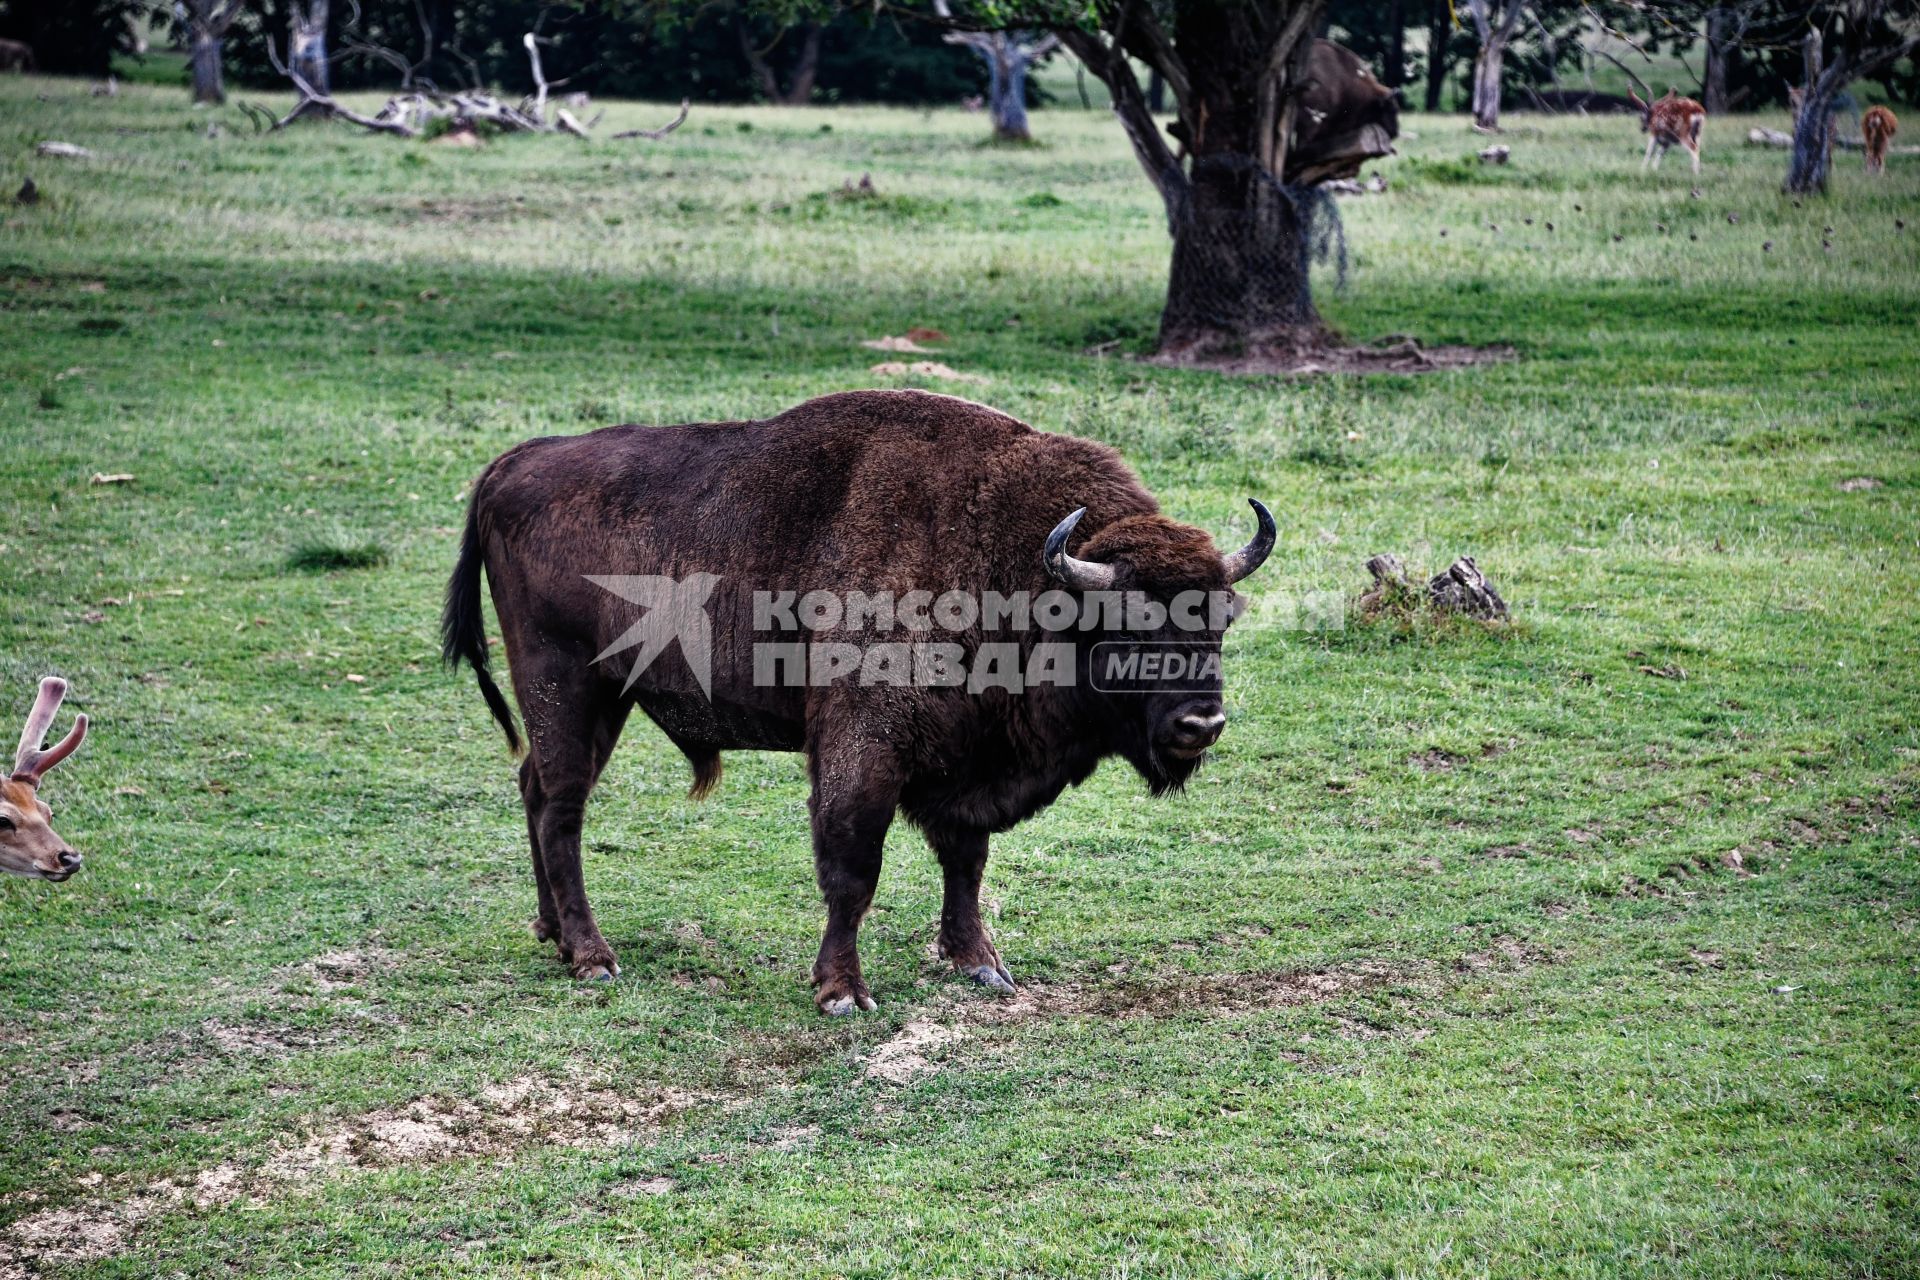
xmin=1159 ymin=157 xmax=1316 ymax=356
xmin=1058 ymin=0 xmax=1348 ymax=359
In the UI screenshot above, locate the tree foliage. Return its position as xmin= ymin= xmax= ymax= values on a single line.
xmin=0 ymin=0 xmax=145 ymax=76
xmin=212 ymin=0 xmax=986 ymax=103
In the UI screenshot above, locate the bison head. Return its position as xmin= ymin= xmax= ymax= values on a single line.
xmin=1044 ymin=500 xmax=1274 ymax=793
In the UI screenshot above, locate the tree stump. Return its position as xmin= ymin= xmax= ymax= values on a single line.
xmin=1427 ymin=556 xmax=1509 ymax=619
xmin=1361 ymin=553 xmax=1509 ymax=621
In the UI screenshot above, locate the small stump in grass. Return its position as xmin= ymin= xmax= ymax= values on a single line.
xmin=1359 ymin=553 xmax=1509 ymax=623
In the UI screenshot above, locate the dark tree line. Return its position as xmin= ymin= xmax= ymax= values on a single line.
xmin=0 ymin=0 xmax=990 ymax=105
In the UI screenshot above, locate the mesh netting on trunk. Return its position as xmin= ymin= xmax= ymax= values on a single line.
xmin=1159 ymin=153 xmax=1348 ymax=346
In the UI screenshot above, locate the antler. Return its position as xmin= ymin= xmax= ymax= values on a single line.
xmin=13 ymin=677 xmax=88 ymax=787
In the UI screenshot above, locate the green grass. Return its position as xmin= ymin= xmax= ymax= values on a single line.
xmin=2 ymin=75 xmax=1918 ymax=1278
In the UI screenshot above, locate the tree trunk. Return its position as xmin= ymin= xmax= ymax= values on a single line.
xmin=1703 ymin=6 xmax=1731 ymax=116
xmin=190 ymin=29 xmax=224 ymax=104
xmin=987 ymin=40 xmax=1033 ymax=142
xmin=1470 ymin=36 xmax=1504 ymax=130
xmin=1785 ymin=30 xmax=1833 ymax=195
xmin=1786 ymin=83 xmax=1838 ymax=193
xmin=292 ymin=0 xmax=329 ymax=97
xmin=740 ymin=19 xmax=822 ymax=106
xmin=1148 ymin=67 xmax=1166 ymax=113
xmin=786 ymin=23 xmax=822 ymax=106
xmin=1425 ymin=0 xmax=1450 ymax=111
xmin=1384 ymin=0 xmax=1406 ymax=88
xmin=1157 ymin=158 xmax=1317 ymax=354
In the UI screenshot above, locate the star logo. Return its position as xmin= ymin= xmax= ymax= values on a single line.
xmin=584 ymin=574 xmax=723 ymax=699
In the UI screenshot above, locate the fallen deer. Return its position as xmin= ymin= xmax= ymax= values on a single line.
xmin=2 ymin=678 xmax=89 ymax=882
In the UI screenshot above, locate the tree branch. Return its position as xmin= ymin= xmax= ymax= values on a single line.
xmin=1112 ymin=0 xmax=1193 ymax=120
xmin=610 ymin=100 xmax=691 ymax=140
xmin=1056 ymin=25 xmax=1187 ymax=219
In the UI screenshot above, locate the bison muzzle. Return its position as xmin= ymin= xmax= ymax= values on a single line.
xmin=444 ymin=390 xmax=1275 ymax=1013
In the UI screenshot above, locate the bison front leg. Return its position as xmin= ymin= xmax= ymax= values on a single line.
xmin=929 ymin=827 xmax=1014 ymax=993
xmin=806 ymin=752 xmax=901 ymax=1015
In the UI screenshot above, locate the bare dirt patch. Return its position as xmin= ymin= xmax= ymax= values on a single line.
xmin=946 ymin=962 xmax=1404 ymax=1025
xmin=266 ymin=1077 xmax=712 ymax=1179
xmin=868 ymin=360 xmax=987 ymax=384
xmin=1140 ymin=336 xmax=1516 ymax=378
xmin=0 ymin=1076 xmax=718 ymax=1273
xmin=0 ymin=1168 xmax=238 ymax=1279
xmin=1456 ymin=937 xmax=1558 ymax=973
xmin=278 ymin=946 xmax=402 ymax=995
xmin=766 ymin=1124 xmax=821 ymax=1151
xmin=861 ymin=1021 xmax=966 ymax=1085
xmin=199 ymin=1018 xmax=323 ymax=1058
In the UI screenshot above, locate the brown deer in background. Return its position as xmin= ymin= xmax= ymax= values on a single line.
xmin=2 ymin=678 xmax=89 ymax=882
xmin=1863 ymin=106 xmax=1898 ymax=173
xmin=1630 ymin=89 xmax=1707 ymax=175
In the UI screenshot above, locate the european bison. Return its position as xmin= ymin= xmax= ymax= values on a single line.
xmin=444 ymin=390 xmax=1275 ymax=1013
xmin=0 ymin=39 xmax=35 ymax=74
xmin=1286 ymin=39 xmax=1401 ymax=186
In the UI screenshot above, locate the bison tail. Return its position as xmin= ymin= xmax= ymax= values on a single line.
xmin=687 ymin=749 xmax=722 ymax=800
xmin=442 ymin=490 xmax=522 ymax=755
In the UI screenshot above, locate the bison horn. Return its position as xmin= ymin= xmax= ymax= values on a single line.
xmin=1042 ymin=508 xmax=1118 ymax=592
xmin=1222 ymin=499 xmax=1276 ymax=584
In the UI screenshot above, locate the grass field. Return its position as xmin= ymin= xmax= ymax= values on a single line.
xmin=2 ymin=75 xmax=1918 ymax=1278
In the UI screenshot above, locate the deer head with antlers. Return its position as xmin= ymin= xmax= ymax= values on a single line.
xmin=2 ymin=678 xmax=89 ymax=882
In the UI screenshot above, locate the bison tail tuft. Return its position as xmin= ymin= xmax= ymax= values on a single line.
xmin=442 ymin=490 xmax=522 ymax=755
xmin=687 ymin=750 xmax=723 ymax=800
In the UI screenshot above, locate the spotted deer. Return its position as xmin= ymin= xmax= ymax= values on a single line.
xmin=1863 ymin=106 xmax=1897 ymax=174
xmin=2 ymin=678 xmax=90 ymax=882
xmin=1630 ymin=89 xmax=1706 ymax=174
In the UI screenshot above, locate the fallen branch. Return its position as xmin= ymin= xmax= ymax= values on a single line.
xmin=268 ymin=35 xmax=418 ymax=136
xmin=1746 ymin=125 xmax=1917 ymax=154
xmin=263 ymin=21 xmax=686 ymax=144
xmin=610 ymin=100 xmax=691 ymax=141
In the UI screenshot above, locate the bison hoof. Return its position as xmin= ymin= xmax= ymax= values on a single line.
xmin=814 ymin=982 xmax=877 ymax=1016
xmin=569 ymin=944 xmax=621 ymax=982
xmin=965 ymin=963 xmax=1017 ymax=994
xmin=531 ymin=916 xmax=559 ymax=943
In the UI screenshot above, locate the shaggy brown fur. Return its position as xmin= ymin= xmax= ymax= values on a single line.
xmin=1863 ymin=105 xmax=1897 ymax=174
xmin=445 ymin=390 xmax=1271 ymax=1012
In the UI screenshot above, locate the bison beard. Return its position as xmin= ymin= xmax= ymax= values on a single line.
xmin=444 ymin=390 xmax=1274 ymax=1012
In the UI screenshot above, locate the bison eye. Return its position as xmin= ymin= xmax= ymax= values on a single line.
xmin=0 ymin=816 xmax=13 ymax=833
